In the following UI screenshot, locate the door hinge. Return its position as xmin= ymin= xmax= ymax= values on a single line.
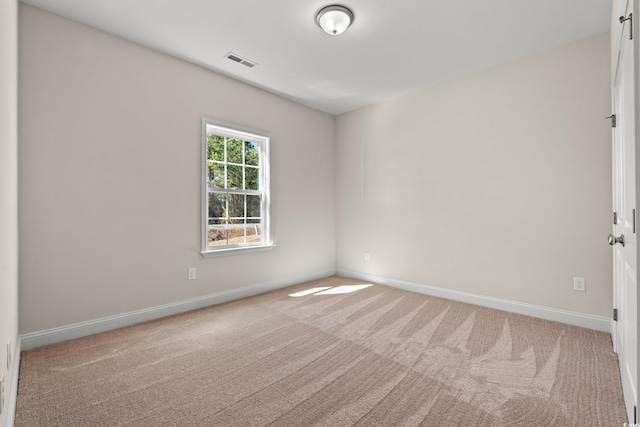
xmin=634 ymin=209 xmax=636 ymax=233
xmin=613 ymin=308 xmax=618 ymax=321
xmin=634 ymin=405 xmax=637 ymax=423
xmin=606 ymin=114 xmax=617 ymax=128
xmin=614 ymin=212 xmax=618 ymax=225
xmin=620 ymin=13 xmax=633 ymax=40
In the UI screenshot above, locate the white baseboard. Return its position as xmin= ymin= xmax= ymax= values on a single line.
xmin=338 ymin=269 xmax=612 ymax=333
xmin=5 ymin=336 xmax=20 ymax=427
xmin=18 ymin=267 xmax=611 ymax=350
xmin=20 ymin=269 xmax=337 ymax=351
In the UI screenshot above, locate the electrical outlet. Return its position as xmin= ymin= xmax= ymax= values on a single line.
xmin=364 ymin=252 xmax=370 ymax=262
xmin=188 ymin=268 xmax=196 ymax=280
xmin=573 ymin=277 xmax=586 ymax=292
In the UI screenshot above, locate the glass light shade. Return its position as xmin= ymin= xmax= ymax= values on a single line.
xmin=316 ymin=5 xmax=354 ymax=35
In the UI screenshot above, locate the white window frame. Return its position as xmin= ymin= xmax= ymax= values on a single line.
xmin=201 ymin=119 xmax=273 ymax=257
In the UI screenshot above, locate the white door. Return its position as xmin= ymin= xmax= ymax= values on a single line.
xmin=612 ymin=1 xmax=638 ymax=421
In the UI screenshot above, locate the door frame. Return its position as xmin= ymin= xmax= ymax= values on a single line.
xmin=633 ymin=0 xmax=640 ymax=419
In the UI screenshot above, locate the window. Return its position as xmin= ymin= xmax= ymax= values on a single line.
xmin=201 ymin=119 xmax=271 ymax=256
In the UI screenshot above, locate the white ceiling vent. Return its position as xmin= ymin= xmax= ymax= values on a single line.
xmin=224 ymin=52 xmax=257 ymax=68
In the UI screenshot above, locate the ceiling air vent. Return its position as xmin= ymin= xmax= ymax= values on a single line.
xmin=224 ymin=52 xmax=257 ymax=69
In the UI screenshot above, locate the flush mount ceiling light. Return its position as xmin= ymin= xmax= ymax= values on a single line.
xmin=316 ymin=5 xmax=354 ymax=35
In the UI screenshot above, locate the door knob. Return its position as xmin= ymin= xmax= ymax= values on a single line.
xmin=608 ymin=234 xmax=625 ymax=247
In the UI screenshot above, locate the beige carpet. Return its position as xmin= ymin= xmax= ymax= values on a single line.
xmin=15 ymin=276 xmax=627 ymax=426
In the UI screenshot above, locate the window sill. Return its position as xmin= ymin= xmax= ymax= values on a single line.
xmin=200 ymin=244 xmax=276 ymax=258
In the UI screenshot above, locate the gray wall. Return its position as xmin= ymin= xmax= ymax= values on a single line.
xmin=19 ymin=3 xmax=613 ymax=338
xmin=18 ymin=5 xmax=336 ymax=334
xmin=335 ymin=33 xmax=612 ymax=317
xmin=0 ymin=0 xmax=18 ymax=425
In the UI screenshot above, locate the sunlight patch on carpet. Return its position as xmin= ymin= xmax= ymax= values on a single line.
xmin=288 ymin=287 xmax=333 ymax=297
xmin=290 ymin=284 xmax=373 ymax=297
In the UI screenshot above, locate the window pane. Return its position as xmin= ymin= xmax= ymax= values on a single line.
xmin=227 ymin=224 xmax=246 ymax=244
xmin=247 ymin=195 xmax=261 ymax=218
xmin=207 ymin=134 xmax=225 ymax=162
xmin=228 ymin=194 xmax=245 ymax=218
xmin=227 ymin=138 xmax=243 ymax=164
xmin=208 ymin=193 xmax=226 ymax=218
xmin=208 ymin=163 xmax=225 ymax=188
xmin=208 ymin=219 xmax=227 ymax=246
xmin=245 ymin=142 xmax=260 ymax=166
xmin=245 ymin=167 xmax=259 ymax=190
xmin=227 ymin=165 xmax=242 ymax=189
xmin=247 ymin=219 xmax=262 ymax=243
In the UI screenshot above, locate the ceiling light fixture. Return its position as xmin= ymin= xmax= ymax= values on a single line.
xmin=316 ymin=5 xmax=354 ymax=36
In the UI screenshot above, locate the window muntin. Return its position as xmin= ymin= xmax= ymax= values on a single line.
xmin=202 ymin=120 xmax=270 ymax=255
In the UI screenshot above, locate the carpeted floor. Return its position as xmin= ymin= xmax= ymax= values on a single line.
xmin=15 ymin=276 xmax=627 ymax=426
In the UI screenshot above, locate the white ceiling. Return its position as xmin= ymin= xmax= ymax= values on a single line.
xmin=20 ymin=0 xmax=612 ymax=115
